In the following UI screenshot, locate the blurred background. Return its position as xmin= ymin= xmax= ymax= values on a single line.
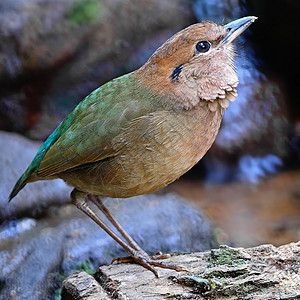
xmin=0 ymin=0 xmax=299 ymax=298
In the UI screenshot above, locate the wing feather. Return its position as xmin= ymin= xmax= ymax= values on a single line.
xmin=34 ymin=74 xmax=155 ymax=178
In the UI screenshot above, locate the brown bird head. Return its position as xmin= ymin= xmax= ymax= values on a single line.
xmin=138 ymin=16 xmax=257 ymax=110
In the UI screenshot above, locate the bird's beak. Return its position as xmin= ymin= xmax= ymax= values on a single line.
xmin=220 ymin=16 xmax=257 ymax=47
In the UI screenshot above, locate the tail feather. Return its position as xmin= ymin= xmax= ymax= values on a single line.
xmin=9 ymin=173 xmax=27 ymax=202
xmin=8 ymin=122 xmax=64 ymax=202
xmin=9 ymin=155 xmax=40 ymax=202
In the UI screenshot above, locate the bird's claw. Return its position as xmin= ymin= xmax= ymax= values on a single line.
xmin=151 ymin=251 xmax=171 ymax=260
xmin=111 ymin=251 xmax=189 ymax=277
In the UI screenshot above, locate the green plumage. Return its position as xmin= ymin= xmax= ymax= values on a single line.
xmin=9 ymin=72 xmax=157 ymax=200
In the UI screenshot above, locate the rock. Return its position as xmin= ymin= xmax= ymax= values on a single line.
xmin=0 ymin=131 xmax=71 ymax=221
xmin=0 ymin=192 xmax=216 ymax=299
xmin=62 ymin=242 xmax=300 ymax=299
xmin=61 ymin=271 xmax=109 ymax=300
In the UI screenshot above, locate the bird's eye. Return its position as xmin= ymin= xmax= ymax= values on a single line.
xmin=195 ymin=41 xmax=211 ymax=53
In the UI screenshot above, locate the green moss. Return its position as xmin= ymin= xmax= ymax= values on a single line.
xmin=53 ymin=287 xmax=62 ymax=300
xmin=209 ymin=245 xmax=246 ymax=267
xmin=178 ymin=247 xmax=268 ymax=297
xmin=53 ymin=259 xmax=96 ymax=300
xmin=67 ymin=0 xmax=104 ymax=25
xmin=178 ymin=275 xmax=222 ymax=294
xmin=73 ymin=259 xmax=96 ymax=275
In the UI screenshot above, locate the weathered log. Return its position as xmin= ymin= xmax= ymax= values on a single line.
xmin=62 ymin=241 xmax=300 ymax=299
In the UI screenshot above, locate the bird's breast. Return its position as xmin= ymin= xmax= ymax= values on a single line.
xmin=71 ymin=100 xmax=224 ymax=198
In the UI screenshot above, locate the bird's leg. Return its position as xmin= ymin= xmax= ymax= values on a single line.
xmin=71 ymin=189 xmax=188 ymax=276
xmin=71 ymin=190 xmax=135 ymax=252
xmin=88 ymin=194 xmax=171 ymax=263
xmin=71 ymin=189 xmax=161 ymax=276
xmin=87 ymin=194 xmax=146 ymax=254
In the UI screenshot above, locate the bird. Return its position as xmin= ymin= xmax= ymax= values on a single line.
xmin=9 ymin=16 xmax=257 ymax=277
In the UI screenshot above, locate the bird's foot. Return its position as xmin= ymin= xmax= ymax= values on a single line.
xmin=111 ymin=251 xmax=189 ymax=277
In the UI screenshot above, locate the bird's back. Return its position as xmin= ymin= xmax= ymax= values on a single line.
xmin=9 ymin=72 xmax=158 ymax=200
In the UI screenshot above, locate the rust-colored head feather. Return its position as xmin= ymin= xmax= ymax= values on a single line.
xmin=138 ymin=20 xmax=247 ymax=109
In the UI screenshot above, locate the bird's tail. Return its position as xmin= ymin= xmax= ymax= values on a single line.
xmin=8 ymin=173 xmax=28 ymax=202
xmin=9 ymin=119 xmax=64 ymax=202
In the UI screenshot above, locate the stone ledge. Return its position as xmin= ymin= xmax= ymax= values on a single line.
xmin=62 ymin=241 xmax=300 ymax=299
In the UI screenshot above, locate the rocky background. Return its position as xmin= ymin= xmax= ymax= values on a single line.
xmin=0 ymin=0 xmax=299 ymax=299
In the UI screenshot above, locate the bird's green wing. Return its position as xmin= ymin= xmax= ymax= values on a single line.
xmin=9 ymin=73 xmax=155 ymax=199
